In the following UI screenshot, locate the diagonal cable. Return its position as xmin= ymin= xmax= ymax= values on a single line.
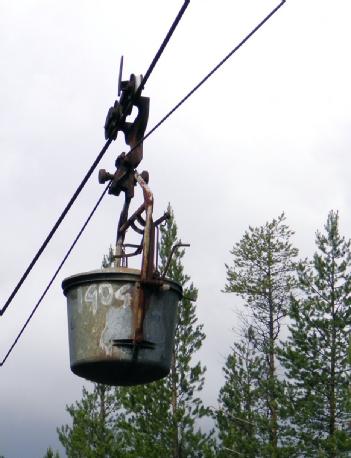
xmin=0 ymin=184 xmax=109 ymax=366
xmin=0 ymin=139 xmax=112 ymax=318
xmin=107 ymin=0 xmax=287 ymax=158
xmin=137 ymin=0 xmax=190 ymax=95
xmin=0 ymin=0 xmax=190 ymax=318
xmin=144 ymin=0 xmax=286 ymax=144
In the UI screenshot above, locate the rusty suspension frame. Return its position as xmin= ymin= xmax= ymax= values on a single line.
xmin=112 ymin=172 xmax=170 ymax=344
xmin=99 ymin=67 xmax=190 ymax=347
xmin=111 ymin=173 xmax=189 ymax=346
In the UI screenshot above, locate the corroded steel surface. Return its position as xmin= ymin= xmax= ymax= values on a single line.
xmin=62 ymin=268 xmax=182 ymax=386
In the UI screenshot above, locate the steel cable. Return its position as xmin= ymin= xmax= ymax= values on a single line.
xmin=0 ymin=0 xmax=190 ymax=318
xmin=136 ymin=0 xmax=190 ymax=96
xmin=101 ymin=0 xmax=287 ymax=161
xmin=0 ymin=139 xmax=112 ymax=318
xmin=143 ymin=0 xmax=286 ymax=144
xmin=1 ymin=0 xmax=285 ymax=365
xmin=0 ymin=185 xmax=110 ymax=366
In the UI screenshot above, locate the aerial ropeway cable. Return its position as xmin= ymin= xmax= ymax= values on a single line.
xmin=1 ymin=0 xmax=286 ymax=367
xmin=0 ymin=186 xmax=110 ymax=367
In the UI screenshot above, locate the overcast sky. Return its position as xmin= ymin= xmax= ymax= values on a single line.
xmin=1 ymin=0 xmax=351 ymax=456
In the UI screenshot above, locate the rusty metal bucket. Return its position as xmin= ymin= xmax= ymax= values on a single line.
xmin=62 ymin=267 xmax=182 ymax=386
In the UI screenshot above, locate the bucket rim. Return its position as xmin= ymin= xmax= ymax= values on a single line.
xmin=62 ymin=267 xmax=183 ymax=297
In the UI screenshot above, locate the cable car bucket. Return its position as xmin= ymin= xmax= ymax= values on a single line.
xmin=62 ymin=67 xmax=188 ymax=385
xmin=62 ymin=175 xmax=186 ymax=386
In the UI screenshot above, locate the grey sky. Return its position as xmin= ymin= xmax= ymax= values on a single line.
xmin=1 ymin=0 xmax=351 ymax=456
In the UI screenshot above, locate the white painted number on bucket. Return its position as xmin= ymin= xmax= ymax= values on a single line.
xmin=99 ymin=283 xmax=113 ymax=306
xmin=85 ymin=284 xmax=114 ymax=313
xmin=115 ymin=284 xmax=132 ymax=308
xmin=85 ymin=285 xmax=98 ymax=315
xmin=77 ymin=287 xmax=83 ymax=314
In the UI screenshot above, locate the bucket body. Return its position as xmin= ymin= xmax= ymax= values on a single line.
xmin=62 ymin=267 xmax=182 ymax=385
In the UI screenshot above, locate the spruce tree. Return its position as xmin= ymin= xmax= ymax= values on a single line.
xmin=223 ymin=213 xmax=298 ymax=456
xmin=217 ymin=326 xmax=266 ymax=457
xmin=117 ymin=205 xmax=214 ymax=457
xmin=280 ymin=211 xmax=351 ymax=457
xmin=57 ymin=382 xmax=124 ymax=457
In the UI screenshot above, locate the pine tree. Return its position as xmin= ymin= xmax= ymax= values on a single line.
xmin=223 ymin=213 xmax=298 ymax=456
xmin=280 ymin=211 xmax=351 ymax=457
xmin=118 ymin=205 xmax=215 ymax=457
xmin=217 ymin=326 xmax=266 ymax=457
xmin=57 ymin=384 xmax=124 ymax=457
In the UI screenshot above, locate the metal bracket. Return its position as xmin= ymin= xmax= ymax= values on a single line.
xmin=104 ymin=56 xmax=144 ymax=141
